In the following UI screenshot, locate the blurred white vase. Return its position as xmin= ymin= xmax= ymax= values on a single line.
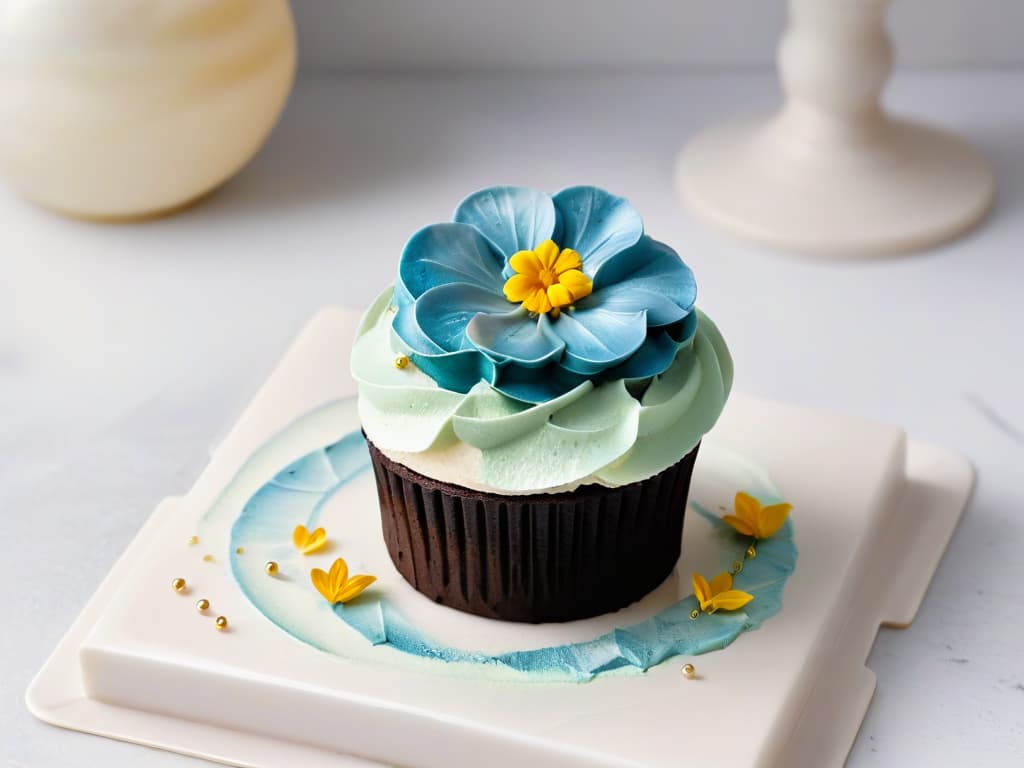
xmin=0 ymin=0 xmax=296 ymax=220
xmin=677 ymin=0 xmax=995 ymax=257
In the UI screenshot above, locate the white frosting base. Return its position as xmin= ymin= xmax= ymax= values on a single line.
xmin=370 ymin=433 xmax=630 ymax=495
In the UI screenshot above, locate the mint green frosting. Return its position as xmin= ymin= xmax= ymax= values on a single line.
xmin=352 ymin=288 xmax=733 ymax=493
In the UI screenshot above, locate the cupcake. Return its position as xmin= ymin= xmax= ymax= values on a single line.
xmin=352 ymin=186 xmax=732 ymax=623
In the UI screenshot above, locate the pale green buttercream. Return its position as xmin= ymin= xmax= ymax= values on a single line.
xmin=351 ymin=287 xmax=733 ymax=493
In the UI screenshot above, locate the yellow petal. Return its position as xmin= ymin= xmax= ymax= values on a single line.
xmin=735 ymin=492 xmax=762 ymax=526
xmin=336 ymin=574 xmax=377 ymax=604
xmin=504 ymin=273 xmax=538 ymax=302
xmin=547 ymin=283 xmax=573 ymax=308
xmin=722 ymin=514 xmax=756 ymax=537
xmin=692 ymin=572 xmax=711 ymax=606
xmin=759 ymin=503 xmax=793 ymax=539
xmin=552 ymin=247 xmax=582 ymax=273
xmin=708 ymin=590 xmax=754 ymax=612
xmin=557 ymin=269 xmax=593 ymax=301
xmin=310 ymin=568 xmax=335 ymax=603
xmin=709 ymin=572 xmax=733 ymax=596
xmin=510 ymin=250 xmax=542 ymax=276
xmin=292 ymin=525 xmax=327 ymax=555
xmin=328 ymin=558 xmax=349 ymax=591
xmin=533 ymin=239 xmax=560 ymax=269
xmin=522 ymin=288 xmax=552 ymax=314
xmin=308 ymin=528 xmax=329 ymax=554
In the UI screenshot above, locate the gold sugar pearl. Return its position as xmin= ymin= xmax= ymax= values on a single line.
xmin=689 ymin=608 xmax=700 ymax=620
xmin=265 ymin=561 xmax=279 ymax=576
xmin=202 ymin=554 xmax=214 ymax=563
xmin=746 ymin=544 xmax=757 ymax=559
xmin=196 ymin=598 xmax=210 ymax=613
xmin=236 ymin=547 xmax=245 ymax=555
xmin=214 ymin=616 xmax=229 ymax=631
xmin=682 ymin=663 xmax=696 ymax=679
xmin=394 ymin=355 xmax=410 ymax=370
xmin=187 ymin=536 xmax=199 ymax=546
xmin=172 ymin=577 xmax=187 ymax=593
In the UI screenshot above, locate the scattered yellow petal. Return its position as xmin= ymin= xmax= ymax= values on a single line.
xmin=723 ymin=492 xmax=793 ymax=540
xmin=310 ymin=558 xmax=377 ymax=605
xmin=293 ymin=524 xmax=328 ymax=555
xmin=722 ymin=514 xmax=756 ymax=537
xmin=709 ymin=572 xmax=733 ymax=595
xmin=310 ymin=566 xmax=333 ymax=600
xmin=692 ymin=572 xmax=711 ymax=606
xmin=760 ymin=503 xmax=793 ymax=539
xmin=328 ymin=556 xmax=348 ymax=587
xmin=335 ymin=574 xmax=377 ymax=603
xmin=692 ymin=570 xmax=754 ymax=615
xmin=734 ymin=492 xmax=761 ymax=526
xmin=707 ymin=590 xmax=754 ymax=612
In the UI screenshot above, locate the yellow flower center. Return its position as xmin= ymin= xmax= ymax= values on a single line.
xmin=503 ymin=239 xmax=593 ymax=316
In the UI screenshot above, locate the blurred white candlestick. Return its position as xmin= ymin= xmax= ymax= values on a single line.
xmin=677 ymin=0 xmax=995 ymax=257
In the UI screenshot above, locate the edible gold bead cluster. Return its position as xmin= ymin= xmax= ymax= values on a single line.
xmin=173 ymin=578 xmax=227 ymax=630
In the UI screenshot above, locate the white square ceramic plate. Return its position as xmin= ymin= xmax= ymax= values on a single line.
xmin=27 ymin=308 xmax=972 ymax=767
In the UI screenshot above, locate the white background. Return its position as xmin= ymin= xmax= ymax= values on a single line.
xmin=3 ymin=2 xmax=1024 ymax=768
xmin=290 ymin=0 xmax=1024 ymax=73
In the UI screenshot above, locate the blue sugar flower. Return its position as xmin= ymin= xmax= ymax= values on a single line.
xmin=392 ymin=185 xmax=698 ymax=403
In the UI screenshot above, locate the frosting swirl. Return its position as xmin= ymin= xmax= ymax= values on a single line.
xmin=352 ymin=288 xmax=733 ymax=494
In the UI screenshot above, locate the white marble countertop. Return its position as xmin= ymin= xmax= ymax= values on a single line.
xmin=3 ymin=71 xmax=1023 ymax=767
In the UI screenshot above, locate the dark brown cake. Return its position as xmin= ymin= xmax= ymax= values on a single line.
xmin=367 ymin=437 xmax=699 ymax=623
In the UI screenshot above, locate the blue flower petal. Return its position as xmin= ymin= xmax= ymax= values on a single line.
xmin=589 ymin=237 xmax=696 ymax=326
xmin=605 ymin=330 xmax=681 ymax=382
xmin=409 ymin=349 xmax=499 ymax=395
xmin=605 ymin=312 xmax=699 ymax=383
xmin=392 ymin=297 xmax=500 ymax=394
xmin=392 ymin=275 xmax=415 ymax=309
xmin=668 ymin=310 xmax=700 ymax=345
xmin=548 ymin=308 xmax=647 ymax=376
xmin=454 ymin=186 xmax=558 ymax=261
xmin=393 ymin=303 xmax=445 ymax=354
xmin=552 ymin=186 xmax=643 ymax=275
xmin=466 ymin=310 xmax=566 ymax=367
xmin=389 ymin=187 xmax=709 ymax=404
xmin=400 ymin=222 xmax=505 ymax=299
xmin=413 ymin=284 xmax=513 ymax=352
xmin=493 ymin=364 xmax=589 ymax=404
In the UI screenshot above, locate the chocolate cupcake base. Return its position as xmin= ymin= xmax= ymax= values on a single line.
xmin=367 ymin=438 xmax=699 ymax=623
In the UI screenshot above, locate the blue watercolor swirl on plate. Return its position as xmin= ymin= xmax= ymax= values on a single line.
xmin=227 ymin=425 xmax=797 ymax=683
